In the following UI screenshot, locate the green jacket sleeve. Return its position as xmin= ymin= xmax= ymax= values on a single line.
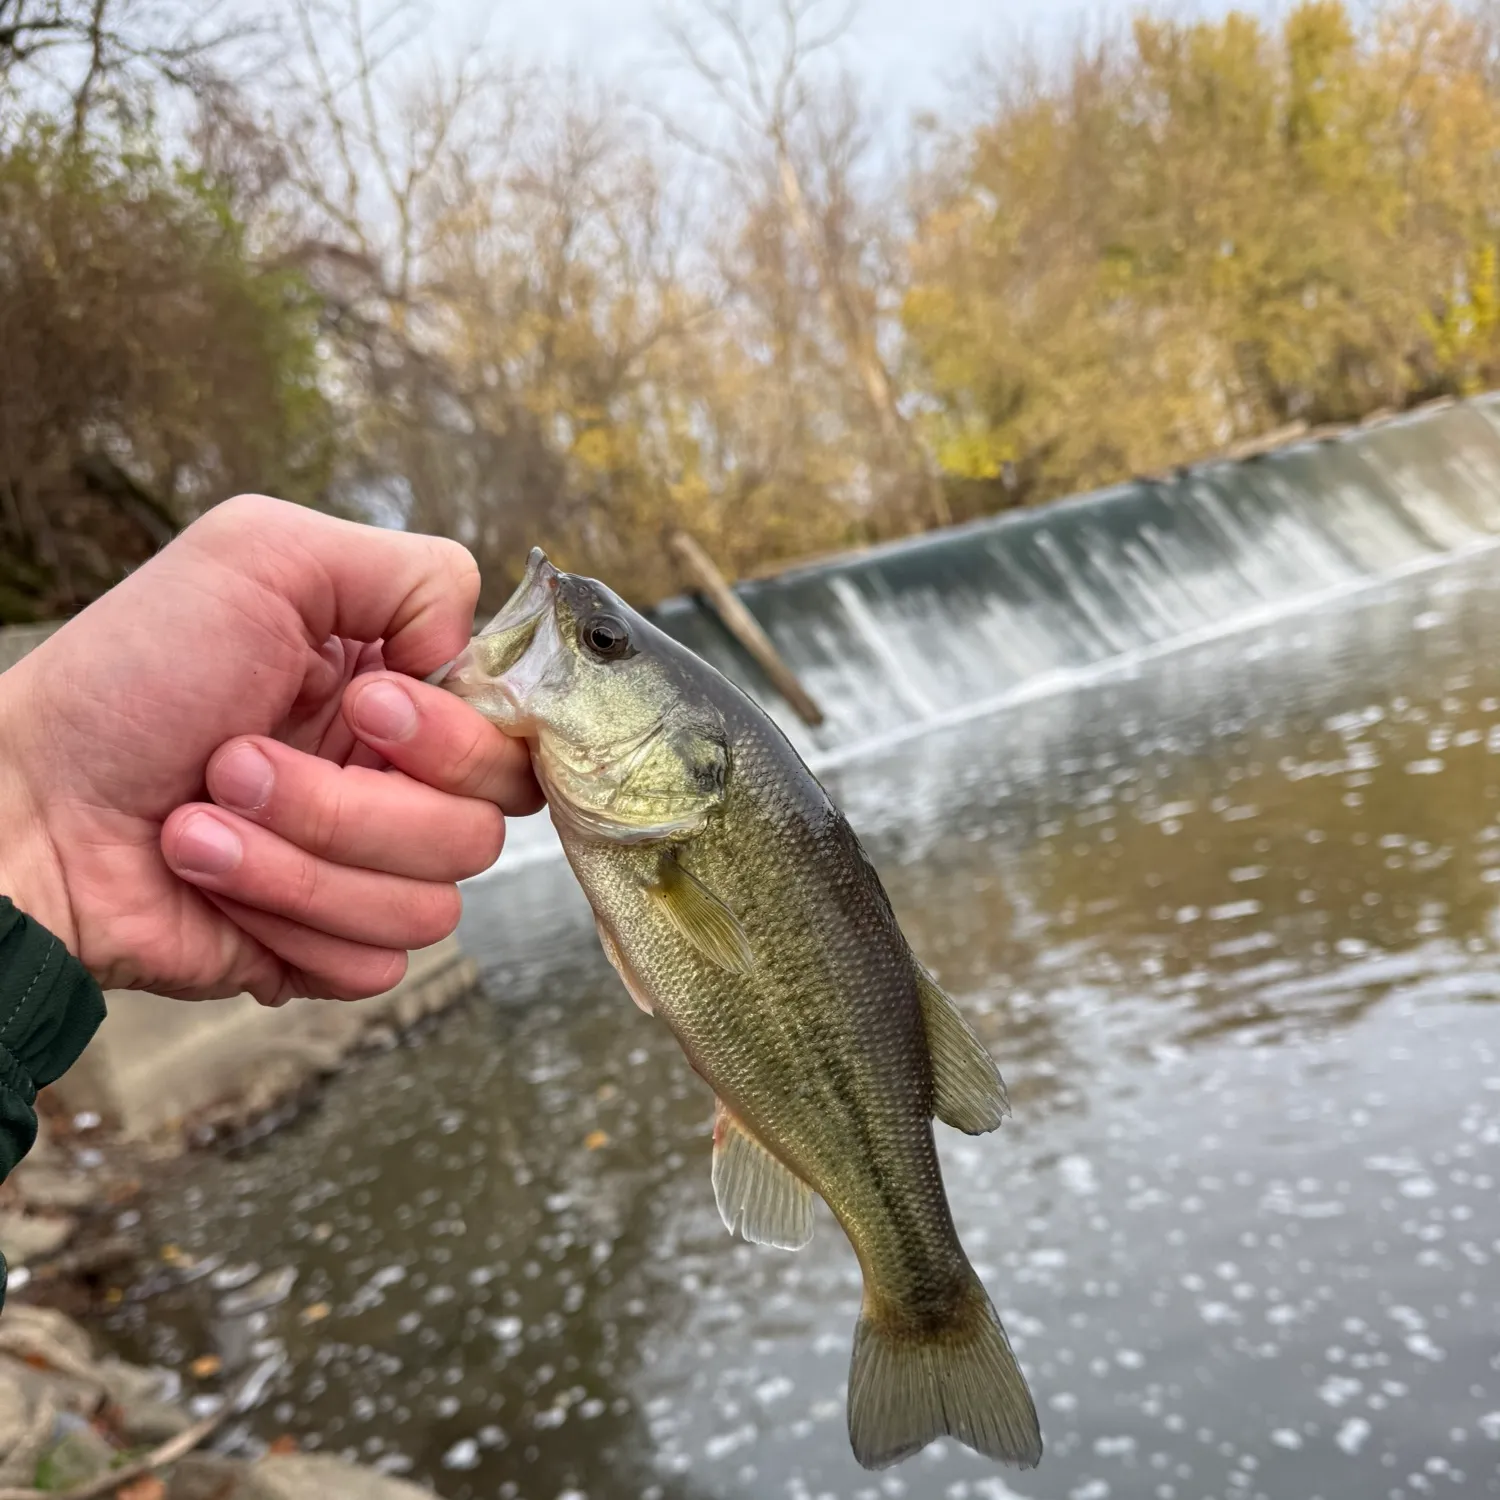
xmin=0 ymin=897 xmax=108 ymax=1311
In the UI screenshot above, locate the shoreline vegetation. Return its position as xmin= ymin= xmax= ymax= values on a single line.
xmin=5 ymin=0 xmax=1500 ymax=622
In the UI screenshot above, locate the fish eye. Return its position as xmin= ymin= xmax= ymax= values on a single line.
xmin=581 ymin=613 xmax=635 ymax=661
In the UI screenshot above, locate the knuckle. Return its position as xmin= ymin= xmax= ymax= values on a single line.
xmin=439 ymin=805 xmax=505 ymax=881
xmin=295 ymin=970 xmax=344 ymax=1001
xmin=369 ymin=949 xmax=409 ymax=995
xmin=324 ymin=948 xmax=407 ymax=1002
xmin=302 ymin=780 xmax=348 ymax=858
xmin=470 ymin=805 xmax=507 ymax=871
xmin=285 ymin=853 xmax=325 ymax=920
xmin=445 ymin=718 xmax=503 ymax=800
xmin=431 ymin=535 xmax=480 ymax=591
xmin=205 ymin=493 xmax=279 ymax=534
xmin=507 ymin=775 xmax=546 ymax=818
xmin=410 ymin=883 xmax=462 ymax=947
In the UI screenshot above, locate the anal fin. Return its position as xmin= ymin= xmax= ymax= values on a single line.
xmin=711 ymin=1100 xmax=814 ymax=1251
xmin=916 ymin=968 xmax=1009 ymax=1135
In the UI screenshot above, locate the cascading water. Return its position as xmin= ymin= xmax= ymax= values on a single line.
xmin=492 ymin=395 xmax=1500 ymax=868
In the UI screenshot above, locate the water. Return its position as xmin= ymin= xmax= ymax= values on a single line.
xmin=652 ymin=397 xmax=1500 ymax=761
xmin=94 ymin=547 xmax=1500 ymax=1499
xmin=498 ymin=396 xmax=1500 ymax=871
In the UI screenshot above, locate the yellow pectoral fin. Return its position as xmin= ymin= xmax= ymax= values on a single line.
xmin=711 ymin=1099 xmax=814 ymax=1251
xmin=646 ymin=858 xmax=754 ymax=974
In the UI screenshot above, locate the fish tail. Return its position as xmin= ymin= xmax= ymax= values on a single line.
xmin=846 ymin=1272 xmax=1042 ymax=1471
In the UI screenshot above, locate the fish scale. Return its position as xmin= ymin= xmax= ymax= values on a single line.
xmin=442 ymin=546 xmax=1044 ymax=1471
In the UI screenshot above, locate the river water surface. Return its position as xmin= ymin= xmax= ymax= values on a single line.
xmin=102 ymin=551 xmax=1500 ymax=1500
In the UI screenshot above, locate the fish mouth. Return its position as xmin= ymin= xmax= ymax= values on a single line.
xmin=441 ymin=547 xmax=560 ymax=724
xmin=487 ymin=548 xmax=558 ymax=633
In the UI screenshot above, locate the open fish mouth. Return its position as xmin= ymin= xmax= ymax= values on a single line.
xmin=441 ymin=548 xmax=560 ymax=720
xmin=481 ymin=548 xmax=559 ymax=641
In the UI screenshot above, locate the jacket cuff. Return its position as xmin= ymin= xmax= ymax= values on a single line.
xmin=0 ymin=897 xmax=108 ymax=1310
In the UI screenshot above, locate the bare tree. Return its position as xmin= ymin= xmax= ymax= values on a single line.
xmin=660 ymin=0 xmax=949 ymax=528
xmin=0 ymin=0 xmax=259 ymax=140
xmin=248 ymin=0 xmax=723 ymax=605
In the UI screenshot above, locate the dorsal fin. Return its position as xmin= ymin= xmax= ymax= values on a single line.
xmin=915 ymin=968 xmax=1009 ymax=1134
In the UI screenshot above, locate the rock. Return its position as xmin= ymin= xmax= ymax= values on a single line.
xmin=237 ymin=1049 xmax=339 ymax=1114
xmin=0 ymin=1362 xmax=58 ymax=1485
xmin=0 ymin=1308 xmax=110 ymax=1421
xmin=244 ymin=1454 xmax=437 ymax=1500
xmin=115 ymin=1393 xmax=193 ymax=1444
xmin=96 ymin=1355 xmax=175 ymax=1408
xmin=35 ymin=1420 xmax=117 ymax=1489
xmin=168 ymin=1454 xmax=253 ymax=1500
xmin=0 ymin=1355 xmax=100 ymax=1421
xmin=0 ymin=1306 xmax=104 ymax=1413
xmin=219 ymin=1266 xmax=297 ymax=1318
xmin=362 ymin=1025 xmax=398 ymax=1052
xmin=208 ymin=1262 xmax=262 ymax=1293
xmin=11 ymin=1163 xmax=103 ymax=1211
xmin=26 ymin=1110 xmax=64 ymax=1164
xmin=393 ymin=989 xmax=427 ymax=1029
xmin=0 ymin=1303 xmax=94 ymax=1365
xmin=0 ymin=1208 xmax=77 ymax=1265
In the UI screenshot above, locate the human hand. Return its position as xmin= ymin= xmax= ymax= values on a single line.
xmin=0 ymin=495 xmax=541 ymax=1006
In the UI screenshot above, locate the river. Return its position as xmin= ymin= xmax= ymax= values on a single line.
xmin=98 ymin=547 xmax=1500 ymax=1500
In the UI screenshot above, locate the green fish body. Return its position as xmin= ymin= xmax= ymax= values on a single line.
xmin=443 ymin=549 xmax=1043 ymax=1470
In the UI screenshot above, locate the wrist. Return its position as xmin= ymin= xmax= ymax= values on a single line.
xmin=0 ymin=670 xmax=78 ymax=955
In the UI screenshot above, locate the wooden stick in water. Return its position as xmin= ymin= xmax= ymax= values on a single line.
xmin=667 ymin=532 xmax=824 ymax=728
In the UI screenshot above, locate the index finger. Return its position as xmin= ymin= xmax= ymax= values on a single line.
xmin=343 ymin=671 xmax=544 ymax=815
xmin=192 ymin=495 xmax=480 ymax=677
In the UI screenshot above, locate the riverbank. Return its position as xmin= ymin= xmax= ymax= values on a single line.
xmin=48 ymin=939 xmax=478 ymax=1146
xmin=0 ymin=985 xmax=491 ymax=1495
xmin=0 ymin=944 xmax=482 ymax=1330
xmin=0 ymin=1300 xmax=443 ymax=1497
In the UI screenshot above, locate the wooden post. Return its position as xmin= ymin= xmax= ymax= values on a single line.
xmin=667 ymin=532 xmax=825 ymax=728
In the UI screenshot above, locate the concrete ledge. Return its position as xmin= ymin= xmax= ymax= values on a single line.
xmin=46 ymin=938 xmax=478 ymax=1142
xmin=0 ymin=622 xmax=61 ymax=674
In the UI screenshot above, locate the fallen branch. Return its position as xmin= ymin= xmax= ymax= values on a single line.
xmin=28 ymin=1235 xmax=143 ymax=1282
xmin=0 ymin=1367 xmax=253 ymax=1500
xmin=668 ymin=530 xmax=825 ymax=728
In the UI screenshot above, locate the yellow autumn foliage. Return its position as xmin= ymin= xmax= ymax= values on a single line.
xmin=904 ymin=0 xmax=1500 ymax=513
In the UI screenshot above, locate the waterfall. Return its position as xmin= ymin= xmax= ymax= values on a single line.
xmin=488 ymin=395 xmax=1500 ymax=870
xmin=653 ymin=397 xmax=1500 ymax=758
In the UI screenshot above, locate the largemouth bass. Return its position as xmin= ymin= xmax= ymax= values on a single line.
xmin=442 ymin=549 xmax=1043 ymax=1470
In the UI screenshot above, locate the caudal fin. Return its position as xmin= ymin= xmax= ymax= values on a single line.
xmin=847 ymin=1278 xmax=1042 ymax=1471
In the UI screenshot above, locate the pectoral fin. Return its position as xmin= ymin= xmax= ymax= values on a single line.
xmin=916 ymin=968 xmax=1009 ymax=1134
xmin=647 ymin=858 xmax=753 ymax=974
xmin=711 ymin=1100 xmax=814 ymax=1250
xmin=595 ymin=918 xmax=654 ymax=1015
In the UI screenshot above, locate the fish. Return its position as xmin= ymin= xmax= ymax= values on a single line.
xmin=441 ymin=548 xmax=1043 ymax=1471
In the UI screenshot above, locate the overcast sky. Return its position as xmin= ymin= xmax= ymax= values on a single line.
xmin=437 ymin=0 xmax=1262 ymax=126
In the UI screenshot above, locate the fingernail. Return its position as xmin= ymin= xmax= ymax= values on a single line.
xmin=214 ymin=743 xmax=274 ymax=813
xmin=174 ymin=812 xmax=242 ymax=876
xmin=352 ymin=679 xmax=418 ymax=742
